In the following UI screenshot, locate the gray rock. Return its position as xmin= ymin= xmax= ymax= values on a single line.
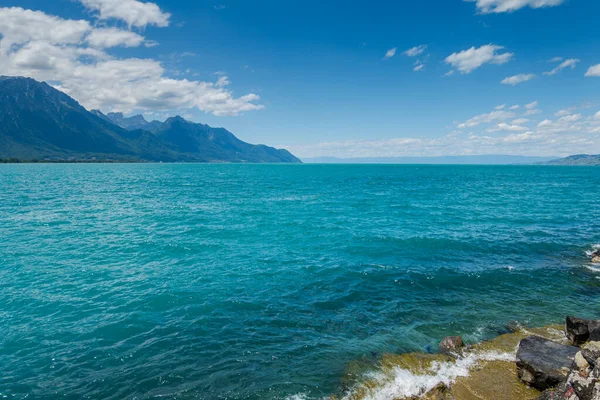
xmin=438 ymin=336 xmax=464 ymax=355
xmin=566 ymin=317 xmax=600 ymax=345
xmin=537 ymin=381 xmax=579 ymax=400
xmin=568 ymin=317 xmax=592 ymax=345
xmin=419 ymin=382 xmax=454 ymax=400
xmin=576 ymin=352 xmax=592 ymax=373
xmin=569 ymin=372 xmax=596 ymax=400
xmin=517 ymin=336 xmax=579 ymax=391
xmin=590 ymin=321 xmax=600 ymax=342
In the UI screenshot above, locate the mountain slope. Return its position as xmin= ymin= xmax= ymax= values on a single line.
xmin=153 ymin=116 xmax=300 ymax=163
xmin=544 ymin=155 xmax=600 ymax=166
xmin=0 ymin=76 xmax=178 ymax=161
xmin=0 ymin=76 xmax=300 ymax=163
xmin=92 ymin=111 xmax=163 ymax=132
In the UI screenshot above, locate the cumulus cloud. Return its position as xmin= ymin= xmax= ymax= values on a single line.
xmin=384 ymin=47 xmax=397 ymax=59
xmin=86 ymin=27 xmax=146 ymax=48
xmin=77 ymin=0 xmax=171 ymax=28
xmin=585 ymin=64 xmax=600 ymax=77
xmin=290 ymin=106 xmax=600 ymax=158
xmin=457 ymin=109 xmax=515 ymax=129
xmin=501 ymin=73 xmax=536 ymax=86
xmin=403 ymin=45 xmax=427 ymax=57
xmin=0 ymin=7 xmax=263 ymax=116
xmin=487 ymin=123 xmax=527 ymax=132
xmin=525 ymin=101 xmax=538 ymax=109
xmin=465 ymin=0 xmax=565 ymax=14
xmin=543 ymin=58 xmax=579 ymax=76
xmin=413 ymin=64 xmax=425 ymax=72
xmin=445 ymin=45 xmax=513 ymax=74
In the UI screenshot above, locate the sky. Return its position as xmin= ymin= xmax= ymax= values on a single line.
xmin=1 ymin=0 xmax=600 ymax=158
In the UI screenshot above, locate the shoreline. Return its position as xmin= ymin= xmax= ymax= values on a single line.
xmin=336 ymin=320 xmax=600 ymax=400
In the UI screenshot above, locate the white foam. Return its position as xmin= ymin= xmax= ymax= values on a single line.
xmin=585 ymin=244 xmax=600 ymax=257
xmin=341 ymin=351 xmax=514 ymax=400
xmin=285 ymin=394 xmax=309 ymax=400
xmin=585 ymin=265 xmax=600 ymax=273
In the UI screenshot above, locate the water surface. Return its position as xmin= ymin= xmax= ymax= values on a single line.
xmin=1 ymin=164 xmax=599 ymax=399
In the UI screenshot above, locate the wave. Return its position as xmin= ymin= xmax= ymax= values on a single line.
xmin=584 ymin=243 xmax=600 ymax=257
xmin=340 ymin=350 xmax=514 ymax=400
xmin=585 ymin=265 xmax=600 ymax=273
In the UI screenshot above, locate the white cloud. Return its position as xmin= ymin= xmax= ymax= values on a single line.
xmin=543 ymin=58 xmax=579 ymax=75
xmin=445 ymin=45 xmax=513 ymax=74
xmin=554 ymin=107 xmax=577 ymax=117
xmin=512 ymin=118 xmax=529 ymax=124
xmin=291 ymin=106 xmax=600 ymax=158
xmin=495 ymin=104 xmax=506 ymax=110
xmin=86 ymin=27 xmax=146 ymax=48
xmin=585 ymin=64 xmax=600 ymax=77
xmin=384 ymin=47 xmax=397 ymax=59
xmin=0 ymin=7 xmax=263 ymax=117
xmin=525 ymin=101 xmax=538 ymax=109
xmin=548 ymin=57 xmax=563 ymax=63
xmin=558 ymin=114 xmax=582 ymax=123
xmin=487 ymin=123 xmax=527 ymax=132
xmin=413 ymin=64 xmax=425 ymax=72
xmin=403 ymin=45 xmax=427 ymax=57
xmin=465 ymin=0 xmax=565 ymax=14
xmin=77 ymin=0 xmax=171 ymax=28
xmin=501 ymin=73 xmax=536 ymax=86
xmin=0 ymin=7 xmax=91 ymax=46
xmin=457 ymin=109 xmax=515 ymax=128
xmin=509 ymin=105 xmax=520 ymax=110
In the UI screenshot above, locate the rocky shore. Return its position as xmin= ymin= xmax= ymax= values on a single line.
xmin=339 ymin=250 xmax=600 ymax=400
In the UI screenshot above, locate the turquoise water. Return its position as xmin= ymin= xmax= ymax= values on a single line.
xmin=1 ymin=164 xmax=599 ymax=399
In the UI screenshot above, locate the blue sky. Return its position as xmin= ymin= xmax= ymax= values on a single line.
xmin=1 ymin=0 xmax=600 ymax=157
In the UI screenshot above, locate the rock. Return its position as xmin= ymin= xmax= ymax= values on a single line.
xmin=566 ymin=317 xmax=600 ymax=345
xmin=568 ymin=371 xmax=597 ymax=400
xmin=517 ymin=336 xmax=579 ymax=391
xmin=568 ymin=317 xmax=592 ymax=345
xmin=581 ymin=342 xmax=600 ymax=367
xmin=592 ymin=256 xmax=600 ymax=264
xmin=420 ymin=382 xmax=454 ymax=400
xmin=537 ymin=382 xmax=579 ymax=400
xmin=576 ymin=352 xmax=592 ymax=373
xmin=439 ymin=336 xmax=464 ymax=355
xmin=589 ymin=322 xmax=600 ymax=342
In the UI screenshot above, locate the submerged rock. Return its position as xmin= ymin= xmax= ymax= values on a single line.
xmin=517 ymin=336 xmax=579 ymax=391
xmin=418 ymin=382 xmax=454 ymax=400
xmin=439 ymin=336 xmax=465 ymax=355
xmin=591 ymin=249 xmax=600 ymax=264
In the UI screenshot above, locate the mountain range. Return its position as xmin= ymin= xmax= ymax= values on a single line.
xmin=542 ymin=154 xmax=600 ymax=166
xmin=0 ymin=76 xmax=300 ymax=163
xmin=302 ymin=155 xmax=560 ymax=165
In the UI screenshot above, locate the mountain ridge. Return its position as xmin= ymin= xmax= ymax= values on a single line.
xmin=542 ymin=154 xmax=600 ymax=166
xmin=0 ymin=76 xmax=300 ymax=163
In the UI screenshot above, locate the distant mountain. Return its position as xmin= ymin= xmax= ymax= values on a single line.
xmin=0 ymin=76 xmax=300 ymax=163
xmin=544 ymin=155 xmax=600 ymax=166
xmin=92 ymin=111 xmax=163 ymax=133
xmin=152 ymin=116 xmax=300 ymax=163
xmin=302 ymin=155 xmax=558 ymax=165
